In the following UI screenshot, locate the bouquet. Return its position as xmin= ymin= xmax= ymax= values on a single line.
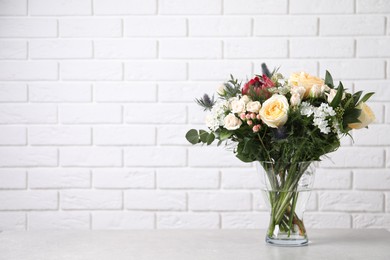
xmin=185 ymin=63 xmax=375 ymax=245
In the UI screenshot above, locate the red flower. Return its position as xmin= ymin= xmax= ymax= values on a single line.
xmin=242 ymin=75 xmax=275 ymax=99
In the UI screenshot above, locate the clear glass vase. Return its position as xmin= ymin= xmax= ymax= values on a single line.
xmin=257 ymin=161 xmax=316 ymax=247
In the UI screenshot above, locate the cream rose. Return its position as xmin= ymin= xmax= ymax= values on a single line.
xmin=230 ymin=99 xmax=246 ymax=114
xmin=259 ymin=94 xmax=289 ymax=128
xmin=223 ymin=114 xmax=242 ymax=130
xmin=348 ymin=102 xmax=376 ymax=129
xmin=246 ymin=101 xmax=261 ymax=113
xmin=289 ymin=72 xmax=324 ymax=98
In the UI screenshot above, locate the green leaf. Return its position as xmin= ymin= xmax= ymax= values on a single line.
xmin=330 ymin=83 xmax=344 ymax=108
xmin=236 ymin=153 xmax=254 ymax=163
xmin=360 ymin=92 xmax=375 ymax=103
xmin=185 ymin=129 xmax=199 ymax=145
xmin=325 ymin=70 xmax=334 ymax=88
xmin=219 ymin=129 xmax=232 ymax=141
xmin=199 ymin=130 xmax=208 ymax=143
xmin=206 ymin=132 xmax=215 ymax=145
xmin=353 ymin=91 xmax=363 ymax=105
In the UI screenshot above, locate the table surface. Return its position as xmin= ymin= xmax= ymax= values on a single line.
xmin=0 ymin=229 xmax=390 ymax=260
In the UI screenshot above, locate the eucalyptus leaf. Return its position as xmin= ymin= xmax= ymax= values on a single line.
xmin=199 ymin=130 xmax=209 ymax=143
xmin=206 ymin=132 xmax=215 ymax=145
xmin=185 ymin=129 xmax=199 ymax=145
xmin=325 ymin=70 xmax=334 ymax=88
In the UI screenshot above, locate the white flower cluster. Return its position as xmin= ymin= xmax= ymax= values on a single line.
xmin=205 ymin=100 xmax=228 ymax=131
xmin=300 ymin=102 xmax=336 ymax=134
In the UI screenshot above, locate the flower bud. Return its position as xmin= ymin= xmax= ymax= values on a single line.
xmin=247 ymin=120 xmax=253 ymax=126
xmin=309 ymin=84 xmax=322 ymax=98
xmin=290 ymin=93 xmax=301 ymax=107
xmin=216 ymin=84 xmax=226 ymax=95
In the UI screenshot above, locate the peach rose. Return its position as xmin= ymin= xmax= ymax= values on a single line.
xmin=348 ymin=102 xmax=376 ymax=129
xmin=289 ymin=72 xmax=324 ymax=98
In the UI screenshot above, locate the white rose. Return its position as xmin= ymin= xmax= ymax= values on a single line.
xmin=246 ymin=101 xmax=262 ymax=113
xmin=240 ymin=95 xmax=251 ymax=104
xmin=290 ymin=93 xmax=301 ymax=107
xmin=223 ymin=114 xmax=242 ymax=130
xmin=259 ymin=94 xmax=289 ymax=128
xmin=291 ymin=86 xmax=306 ymax=99
xmin=216 ymin=84 xmax=225 ymax=95
xmin=309 ymin=84 xmax=322 ymax=98
xmin=230 ymin=99 xmax=246 ymax=114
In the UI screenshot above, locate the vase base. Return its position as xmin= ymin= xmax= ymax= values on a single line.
xmin=266 ymin=236 xmax=308 ymax=247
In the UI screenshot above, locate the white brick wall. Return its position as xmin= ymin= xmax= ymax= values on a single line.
xmin=0 ymin=0 xmax=389 ymax=231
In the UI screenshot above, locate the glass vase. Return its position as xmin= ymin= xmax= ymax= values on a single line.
xmin=257 ymin=161 xmax=316 ymax=247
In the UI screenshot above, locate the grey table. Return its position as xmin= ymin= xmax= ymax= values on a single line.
xmin=0 ymin=229 xmax=389 ymax=260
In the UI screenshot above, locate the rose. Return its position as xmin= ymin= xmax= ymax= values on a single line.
xmin=309 ymin=84 xmax=322 ymax=98
xmin=348 ymin=102 xmax=376 ymax=129
xmin=288 ymin=72 xmax=324 ymax=98
xmin=223 ymin=114 xmax=242 ymax=130
xmin=290 ymin=85 xmax=306 ymax=99
xmin=290 ymin=93 xmax=301 ymax=107
xmin=240 ymin=95 xmax=251 ymax=104
xmin=230 ymin=99 xmax=246 ymax=114
xmin=246 ymin=101 xmax=262 ymax=113
xmin=259 ymin=94 xmax=289 ymax=128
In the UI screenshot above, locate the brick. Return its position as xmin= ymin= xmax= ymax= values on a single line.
xmin=0 ymin=83 xmax=27 ymax=102
xmin=0 ymin=41 xmax=27 ymax=59
xmin=29 ymin=0 xmax=91 ymax=15
xmin=0 ymin=213 xmax=25 ymax=230
xmin=61 ymin=190 xmax=122 ymax=210
xmin=319 ymin=191 xmax=383 ymax=212
xmin=188 ymin=147 xmax=249 ymax=167
xmin=124 ymin=17 xmax=186 ymax=37
xmin=59 ymin=104 xmax=122 ymax=124
xmin=290 ymin=38 xmax=354 ymax=58
xmin=320 ymin=147 xmax=384 ymax=168
xmin=157 ymin=213 xmax=219 ymax=229
xmin=157 ymin=168 xmax=219 ymax=189
xmin=188 ymin=191 xmax=251 ymax=211
xmin=0 ymin=191 xmax=57 ymax=210
xmin=253 ymin=60 xmax=318 ymax=77
xmin=158 ymin=125 xmax=202 ymax=145
xmin=307 ymin=192 xmax=318 ymax=211
xmin=0 ymin=126 xmax=26 ymax=145
xmin=94 ymin=0 xmax=156 ymax=15
xmin=29 ymin=169 xmax=90 ymax=189
xmin=224 ymin=39 xmax=287 ymax=58
xmin=61 ymin=61 xmax=122 ymax=81
xmin=305 ymin=213 xmax=351 ymax=228
xmin=158 ymin=82 xmax=215 ymax=102
xmin=95 ymin=39 xmax=156 ymax=59
xmin=29 ymin=83 xmax=91 ymax=102
xmin=125 ymin=190 xmax=186 ymax=210
xmin=221 ymin=168 xmax=260 ymax=189
xmin=92 ymin=212 xmax=154 ymax=230
xmin=0 ymin=0 xmax=26 ymax=15
xmin=320 ymin=16 xmax=385 ymax=36
xmin=93 ymin=169 xmax=154 ymax=189
xmin=28 ymin=212 xmax=90 ymax=230
xmin=125 ymin=61 xmax=186 ymax=81
xmin=60 ymin=19 xmax=122 ymax=37
xmin=353 ymin=214 xmax=390 ymax=229
xmin=189 ymin=17 xmax=251 ymax=37
xmin=95 ymin=83 xmax=156 ymax=102
xmin=125 ymin=104 xmax=186 ymax=124
xmin=94 ymin=126 xmax=155 ymax=145
xmin=224 ymin=0 xmax=287 ymax=14
xmin=369 ymin=103 xmax=384 ymax=123
xmin=189 ymin=61 xmax=252 ymax=81
xmin=221 ymin=213 xmax=269 ymax=229
xmin=353 ymin=125 xmax=390 ymax=145
xmin=30 ymin=40 xmax=92 ymax=59
xmin=386 ymin=192 xmax=390 ymax=212
xmin=314 ymin=169 xmax=351 ymax=189
xmin=357 ymin=0 xmax=390 ymax=13
xmin=290 ymin=0 xmax=353 ymax=14
xmin=60 ymin=147 xmax=122 ymax=167
xmin=124 ymin=147 xmax=186 ymax=167
xmin=0 ymin=104 xmax=57 ymax=124
xmin=160 ymin=39 xmax=221 ymax=59
xmin=354 ymin=81 xmax=390 ymax=102
xmin=0 ymin=170 xmax=26 ymax=189
xmin=0 ymin=18 xmax=57 ymax=37
xmin=254 ymin=16 xmax=317 ymax=36
xmin=0 ymin=61 xmax=58 ymax=80
xmin=354 ymin=170 xmax=390 ymax=190
xmin=159 ymin=0 xmax=221 ymax=14
xmin=29 ymin=126 xmax=91 ymax=145
xmin=0 ymin=148 xmax=57 ymax=167
xmin=357 ymin=38 xmax=390 ymax=57
xmin=319 ymin=60 xmax=385 ymax=79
